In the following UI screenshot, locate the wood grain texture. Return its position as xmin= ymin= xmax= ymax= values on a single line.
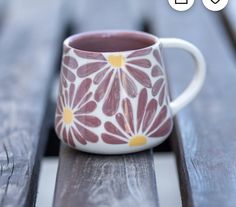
xmin=0 ymin=0 xmax=8 ymax=31
xmin=152 ymin=1 xmax=236 ymax=207
xmin=0 ymin=0 xmax=66 ymax=206
xmin=53 ymin=1 xmax=159 ymax=206
xmin=71 ymin=0 xmax=142 ymax=31
xmin=54 ymin=145 xmax=158 ymax=207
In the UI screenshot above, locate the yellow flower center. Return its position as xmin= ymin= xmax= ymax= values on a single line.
xmin=63 ymin=107 xmax=74 ymax=125
xmin=107 ymin=54 xmax=125 ymax=68
xmin=129 ymin=135 xmax=147 ymax=147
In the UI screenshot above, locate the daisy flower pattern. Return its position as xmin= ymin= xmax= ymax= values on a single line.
xmin=55 ymin=78 xmax=101 ymax=146
xmin=101 ymin=88 xmax=173 ymax=147
xmin=151 ymin=49 xmax=167 ymax=106
xmin=54 ymin=30 xmax=188 ymax=154
xmin=74 ymin=48 xmax=153 ymax=116
xmin=60 ymin=46 xmax=79 ymax=88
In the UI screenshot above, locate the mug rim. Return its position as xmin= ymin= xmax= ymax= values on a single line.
xmin=63 ymin=30 xmax=159 ymax=54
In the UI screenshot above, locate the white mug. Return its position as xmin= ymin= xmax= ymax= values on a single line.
xmin=55 ymin=30 xmax=206 ymax=154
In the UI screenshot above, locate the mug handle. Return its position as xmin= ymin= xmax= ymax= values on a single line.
xmin=160 ymin=38 xmax=206 ymax=116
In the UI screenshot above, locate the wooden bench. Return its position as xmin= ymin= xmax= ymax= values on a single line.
xmin=0 ymin=0 xmax=235 ymax=206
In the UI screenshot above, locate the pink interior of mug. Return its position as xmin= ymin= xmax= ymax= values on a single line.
xmin=65 ymin=31 xmax=158 ymax=53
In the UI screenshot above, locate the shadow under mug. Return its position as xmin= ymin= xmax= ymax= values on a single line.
xmin=55 ymin=30 xmax=206 ymax=154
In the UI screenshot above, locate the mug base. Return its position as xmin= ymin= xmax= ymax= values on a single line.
xmin=60 ymin=136 xmax=168 ymax=155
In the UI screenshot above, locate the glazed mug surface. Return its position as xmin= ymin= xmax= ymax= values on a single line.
xmin=55 ymin=30 xmax=206 ymax=154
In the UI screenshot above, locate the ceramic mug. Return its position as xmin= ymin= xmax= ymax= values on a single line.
xmin=55 ymin=30 xmax=206 ymax=154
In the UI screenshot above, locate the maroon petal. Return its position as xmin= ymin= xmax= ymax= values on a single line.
xmin=61 ymin=94 xmax=66 ymax=109
xmin=69 ymin=83 xmax=75 ymax=106
xmin=104 ymin=122 xmax=128 ymax=139
xmin=76 ymin=115 xmax=101 ymax=127
xmin=94 ymin=70 xmax=113 ymax=102
xmin=64 ymin=90 xmax=69 ymax=106
xmin=122 ymin=98 xmax=134 ymax=134
xmin=147 ymin=106 xmax=167 ymax=135
xmin=142 ymin=99 xmax=158 ymax=133
xmin=73 ymin=78 xmax=92 ymax=108
xmin=74 ymin=50 xmax=106 ymax=60
xmin=115 ymin=113 xmax=132 ymax=136
xmin=159 ymin=86 xmax=165 ymax=106
xmin=127 ymin=59 xmax=151 ymax=68
xmin=151 ymin=65 xmax=163 ymax=77
xmin=93 ymin=66 xmax=110 ymax=84
xmin=78 ymin=92 xmax=92 ymax=108
xmin=152 ymin=78 xmax=164 ymax=96
xmin=103 ymin=73 xmax=120 ymax=116
xmin=55 ymin=120 xmax=63 ymax=134
xmin=127 ymin=48 xmax=152 ymax=58
xmin=62 ymin=66 xmax=76 ymax=82
xmin=57 ymin=96 xmax=63 ymax=113
xmin=63 ymin=45 xmax=70 ymax=54
xmin=153 ymin=49 xmax=163 ymax=66
xmin=55 ymin=115 xmax=62 ymax=124
xmin=76 ymin=123 xmax=99 ymax=143
xmin=120 ymin=70 xmax=138 ymax=98
xmin=56 ymin=102 xmax=62 ymax=114
xmin=75 ymin=101 xmax=97 ymax=114
xmin=63 ymin=56 xmax=78 ymax=69
xmin=60 ymin=74 xmax=67 ymax=88
xmin=72 ymin=126 xmax=87 ymax=145
xmin=137 ymin=88 xmax=147 ymax=132
xmin=68 ymin=130 xmax=76 ymax=147
xmin=149 ymin=118 xmax=172 ymax=137
xmin=77 ymin=62 xmax=107 ymax=78
xmin=62 ymin=127 xmax=68 ymax=144
xmin=126 ymin=65 xmax=152 ymax=88
xmin=101 ymin=133 xmax=127 ymax=144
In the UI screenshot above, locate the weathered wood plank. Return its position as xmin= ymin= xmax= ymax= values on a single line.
xmin=53 ymin=1 xmax=159 ymax=206
xmin=0 ymin=0 xmax=8 ymax=31
xmin=152 ymin=1 xmax=236 ymax=207
xmin=0 ymin=0 xmax=67 ymax=206
xmin=72 ymin=0 xmax=142 ymax=30
xmin=54 ymin=145 xmax=158 ymax=207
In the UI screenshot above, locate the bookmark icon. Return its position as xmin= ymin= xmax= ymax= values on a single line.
xmin=168 ymin=0 xmax=194 ymax=11
xmin=175 ymin=0 xmax=188 ymax=4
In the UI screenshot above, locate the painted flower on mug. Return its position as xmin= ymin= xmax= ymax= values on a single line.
xmin=101 ymin=88 xmax=173 ymax=146
xmin=60 ymin=51 xmax=79 ymax=87
xmin=151 ymin=48 xmax=167 ymax=106
xmin=74 ymin=48 xmax=153 ymax=116
xmin=151 ymin=49 xmax=164 ymax=78
xmin=55 ymin=78 xmax=101 ymax=146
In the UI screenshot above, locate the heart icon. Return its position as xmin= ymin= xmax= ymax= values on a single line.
xmin=203 ymin=0 xmax=228 ymax=11
xmin=211 ymin=0 xmax=220 ymax=4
